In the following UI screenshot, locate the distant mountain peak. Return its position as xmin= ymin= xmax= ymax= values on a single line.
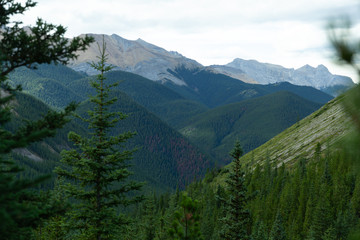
xmin=69 ymin=34 xmax=353 ymax=96
xmin=317 ymin=64 xmax=327 ymax=69
xmin=225 ymin=58 xmax=354 ymax=96
xmin=69 ymin=33 xmax=202 ymax=85
xmin=316 ymin=64 xmax=330 ymax=73
xmin=298 ymin=64 xmax=312 ymax=69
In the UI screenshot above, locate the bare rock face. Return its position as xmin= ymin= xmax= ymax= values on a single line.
xmin=69 ymin=34 xmax=202 ymax=85
xmin=69 ymin=34 xmax=354 ymax=96
xmin=205 ymin=65 xmax=258 ymax=84
xmin=226 ymin=58 xmax=354 ymax=95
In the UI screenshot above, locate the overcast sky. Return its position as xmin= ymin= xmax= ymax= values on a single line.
xmin=14 ymin=0 xmax=360 ymax=82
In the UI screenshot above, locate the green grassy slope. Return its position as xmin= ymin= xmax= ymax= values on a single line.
xmin=238 ymin=94 xmax=352 ymax=167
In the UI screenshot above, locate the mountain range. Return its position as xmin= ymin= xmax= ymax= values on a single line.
xmin=222 ymin=58 xmax=354 ymax=95
xmin=9 ymin=86 xmax=212 ymax=192
xmin=7 ymin=32 xmax=354 ymax=192
xmin=4 ymin=27 xmax=359 ymax=239
xmin=8 ymin=64 xmax=333 ymax=191
xmin=69 ymin=34 xmax=201 ymax=85
xmin=70 ymin=34 xmax=354 ymax=96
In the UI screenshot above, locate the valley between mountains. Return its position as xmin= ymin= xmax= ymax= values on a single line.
xmin=5 ymin=30 xmax=360 ymax=240
xmin=8 ymin=34 xmax=353 ymax=192
xmin=3 ymin=0 xmax=360 ymax=238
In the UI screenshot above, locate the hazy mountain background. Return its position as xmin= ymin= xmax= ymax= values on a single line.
xmin=70 ymin=34 xmax=354 ymax=97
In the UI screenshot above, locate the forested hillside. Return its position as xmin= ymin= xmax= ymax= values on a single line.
xmin=123 ymin=86 xmax=360 ymax=239
xmin=239 ymin=94 xmax=353 ymax=166
xmin=67 ymin=70 xmax=210 ymax=128
xmin=75 ymin=91 xmax=212 ymax=189
xmin=165 ymin=66 xmax=333 ymax=107
xmin=127 ymin=138 xmax=360 ymax=240
xmin=179 ymin=91 xmax=322 ymax=163
xmin=8 ymin=64 xmax=85 ymax=109
xmin=7 ymin=90 xmax=212 ymax=191
xmin=3 ymin=1 xmax=359 ymax=240
xmin=6 ymin=92 xmax=86 ymax=189
xmin=9 ymin=64 xmax=331 ymax=163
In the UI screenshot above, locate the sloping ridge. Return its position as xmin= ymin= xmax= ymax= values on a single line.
xmin=179 ymin=91 xmax=323 ymax=164
xmin=239 ymin=94 xmax=352 ymax=167
xmin=8 ymin=87 xmax=213 ymax=191
xmin=69 ymin=34 xmax=201 ymax=85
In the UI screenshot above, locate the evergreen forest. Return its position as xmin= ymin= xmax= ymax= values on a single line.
xmin=1 ymin=1 xmax=360 ymax=240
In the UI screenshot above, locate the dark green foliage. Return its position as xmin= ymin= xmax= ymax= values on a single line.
xmin=168 ymin=193 xmax=203 ymax=240
xmin=33 ymin=180 xmax=70 ymax=240
xmin=55 ymin=42 xmax=143 ymax=239
xmin=4 ymin=92 xmax=89 ymax=189
xmin=0 ymin=1 xmax=92 ymax=238
xmin=0 ymin=1 xmax=93 ymax=78
xmin=127 ymin=132 xmax=360 ymax=239
xmin=180 ymin=91 xmax=322 ymax=163
xmin=7 ymin=80 xmax=213 ymax=192
xmin=9 ymin=63 xmax=214 ymax=190
xmin=166 ymin=66 xmax=333 ymax=107
xmin=8 ymin=65 xmax=85 ymax=109
xmin=140 ymin=195 xmax=157 ymax=240
xmin=8 ymin=62 xmax=328 ymax=166
xmin=251 ymin=220 xmax=268 ymax=240
xmin=66 ymin=70 xmax=210 ymax=129
xmin=74 ymin=90 xmax=212 ymax=190
xmin=326 ymin=15 xmax=360 ymax=239
xmin=220 ymin=141 xmax=251 ymax=240
xmin=269 ymin=212 xmax=287 ymax=240
xmin=27 ymin=63 xmax=86 ymax=84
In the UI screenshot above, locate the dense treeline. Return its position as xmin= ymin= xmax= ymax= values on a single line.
xmin=166 ymin=66 xmax=332 ymax=107
xmin=9 ymin=63 xmax=330 ymax=165
xmin=124 ymin=141 xmax=360 ymax=240
xmin=5 ymin=83 xmax=213 ymax=192
xmin=179 ymin=91 xmax=322 ymax=162
xmin=74 ymin=90 xmax=213 ymax=190
xmin=0 ymin=1 xmax=94 ymax=239
xmin=8 ymin=66 xmax=84 ymax=109
xmin=2 ymin=1 xmax=360 ymax=239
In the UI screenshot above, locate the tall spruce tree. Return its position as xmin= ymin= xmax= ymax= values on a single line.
xmin=0 ymin=1 xmax=92 ymax=239
xmin=251 ymin=220 xmax=267 ymax=240
xmin=269 ymin=211 xmax=287 ymax=240
xmin=140 ymin=194 xmax=157 ymax=240
xmin=55 ymin=40 xmax=143 ymax=240
xmin=220 ymin=141 xmax=251 ymax=240
xmin=168 ymin=193 xmax=203 ymax=240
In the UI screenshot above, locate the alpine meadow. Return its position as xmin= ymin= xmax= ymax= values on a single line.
xmin=1 ymin=1 xmax=360 ymax=240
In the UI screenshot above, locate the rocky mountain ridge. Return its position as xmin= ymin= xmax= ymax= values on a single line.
xmin=69 ymin=34 xmax=201 ymax=85
xmin=69 ymin=34 xmax=354 ymax=95
xmin=223 ymin=58 xmax=354 ymax=95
